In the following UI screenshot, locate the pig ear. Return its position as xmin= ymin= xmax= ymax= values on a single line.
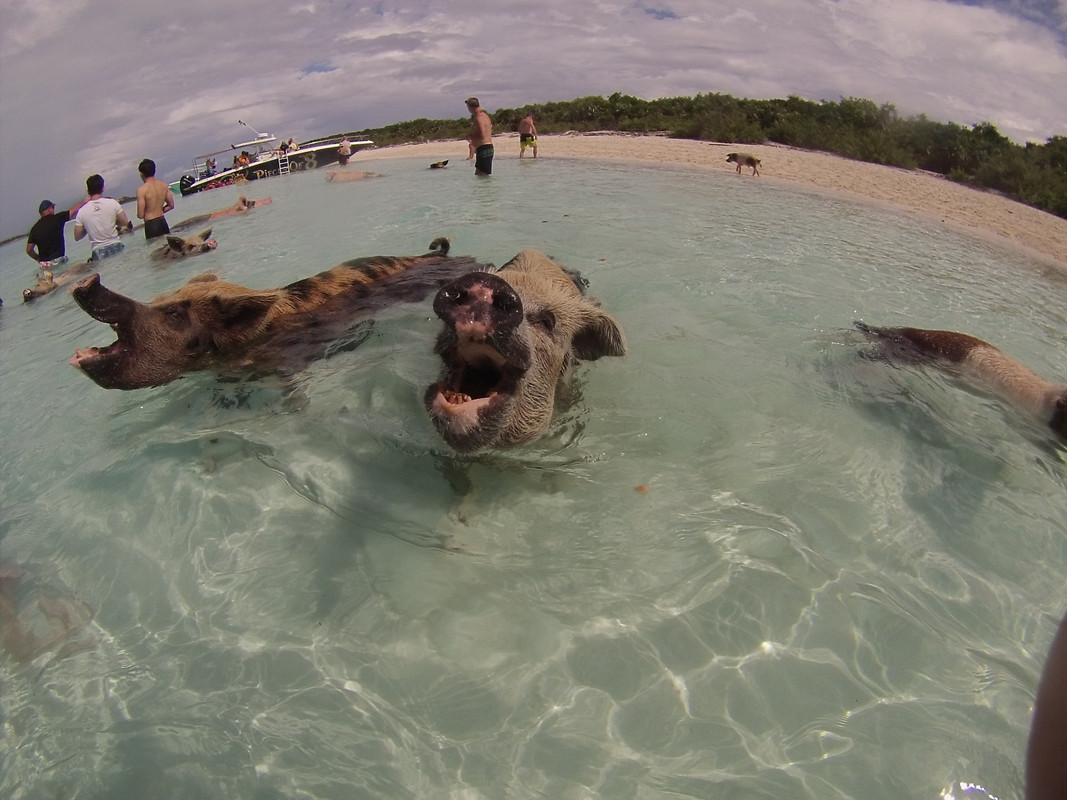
xmin=207 ymin=294 xmax=276 ymax=348
xmin=197 ymin=228 xmax=213 ymax=241
xmin=573 ymin=309 xmax=626 ymax=360
xmin=165 ymin=235 xmax=185 ymax=251
xmin=188 ymin=272 xmax=219 ymax=284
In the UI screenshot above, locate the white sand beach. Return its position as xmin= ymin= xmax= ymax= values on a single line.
xmin=354 ymin=133 xmax=1067 ymax=273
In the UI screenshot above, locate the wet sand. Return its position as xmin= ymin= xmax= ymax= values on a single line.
xmin=353 ymin=133 xmax=1067 ymax=272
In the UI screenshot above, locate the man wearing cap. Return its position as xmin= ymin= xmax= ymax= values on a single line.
xmin=26 ymin=197 xmax=88 ymax=275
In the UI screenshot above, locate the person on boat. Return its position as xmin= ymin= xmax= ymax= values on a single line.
xmin=74 ymin=174 xmax=132 ymax=261
xmin=136 ymin=158 xmax=175 ymax=240
xmin=26 ymin=196 xmax=89 ymax=278
xmin=237 ymin=152 xmax=252 ymax=167
xmin=338 ymin=136 xmax=351 ymax=166
xmin=202 ymin=158 xmax=217 ymax=177
xmin=286 ymin=138 xmax=298 ymax=152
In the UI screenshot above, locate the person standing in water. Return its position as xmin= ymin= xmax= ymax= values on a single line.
xmin=518 ymin=112 xmax=538 ymax=158
xmin=135 ymin=158 xmax=175 ymax=240
xmin=465 ymin=97 xmax=493 ymax=176
xmin=74 ymin=174 xmax=132 ymax=261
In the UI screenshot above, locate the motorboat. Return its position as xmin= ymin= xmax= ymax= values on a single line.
xmin=176 ymin=121 xmax=372 ymax=196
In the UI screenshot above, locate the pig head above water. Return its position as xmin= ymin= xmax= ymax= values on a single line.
xmin=425 ymin=249 xmax=626 ymax=452
xmin=71 ymin=237 xmax=488 ymax=389
xmin=152 ymin=228 xmax=218 ymax=260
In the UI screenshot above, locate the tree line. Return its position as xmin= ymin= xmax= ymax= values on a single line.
xmin=341 ymin=92 xmax=1067 ymax=220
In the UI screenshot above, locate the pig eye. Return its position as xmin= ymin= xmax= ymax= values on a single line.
xmin=162 ymin=303 xmax=189 ymax=322
xmin=528 ymin=309 xmax=556 ymax=333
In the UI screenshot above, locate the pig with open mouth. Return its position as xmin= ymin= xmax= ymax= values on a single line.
xmin=425 ymin=249 xmax=626 ymax=452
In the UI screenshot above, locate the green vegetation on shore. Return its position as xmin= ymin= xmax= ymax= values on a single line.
xmin=340 ymin=92 xmax=1067 ymax=221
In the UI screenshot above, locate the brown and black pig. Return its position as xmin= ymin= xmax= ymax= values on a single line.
xmin=152 ymin=228 xmax=218 ymax=260
xmin=425 ymin=249 xmax=626 ymax=452
xmin=71 ymin=237 xmax=487 ymax=389
xmin=856 ymin=321 xmax=1067 ymax=440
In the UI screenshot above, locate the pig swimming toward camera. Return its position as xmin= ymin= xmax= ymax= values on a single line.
xmin=151 ymin=228 xmax=218 ymax=260
xmin=425 ymin=249 xmax=627 ymax=452
xmin=70 ymin=238 xmax=485 ymax=390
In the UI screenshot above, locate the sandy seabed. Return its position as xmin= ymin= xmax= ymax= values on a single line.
xmin=354 ymin=133 xmax=1067 ymax=273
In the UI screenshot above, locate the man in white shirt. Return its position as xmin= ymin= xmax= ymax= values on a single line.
xmin=74 ymin=174 xmax=133 ymax=260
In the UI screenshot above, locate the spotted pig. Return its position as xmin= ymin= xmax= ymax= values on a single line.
xmin=71 ymin=238 xmax=486 ymax=389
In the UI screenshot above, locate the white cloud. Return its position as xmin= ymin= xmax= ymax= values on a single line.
xmin=1 ymin=0 xmax=1064 ymax=238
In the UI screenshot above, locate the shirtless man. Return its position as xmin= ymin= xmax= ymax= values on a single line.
xmin=136 ymin=158 xmax=175 ymax=240
xmin=465 ymin=97 xmax=493 ymax=176
xmin=518 ymin=112 xmax=538 ymax=158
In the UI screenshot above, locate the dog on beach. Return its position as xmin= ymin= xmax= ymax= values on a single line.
xmin=726 ymin=152 xmax=761 ymax=176
xmin=855 ymin=322 xmax=1066 ymax=440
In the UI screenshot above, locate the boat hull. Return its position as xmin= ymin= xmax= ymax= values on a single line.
xmin=179 ymin=141 xmax=371 ymax=196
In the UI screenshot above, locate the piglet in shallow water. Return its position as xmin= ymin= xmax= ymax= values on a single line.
xmin=425 ymin=249 xmax=626 ymax=452
xmin=151 ymin=228 xmax=218 ymax=260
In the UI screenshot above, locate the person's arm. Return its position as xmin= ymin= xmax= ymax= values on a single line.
xmin=1028 ymin=613 xmax=1067 ymax=800
xmin=163 ymin=187 xmax=175 ymax=215
xmin=136 ymin=186 xmax=146 ymax=220
xmin=67 ymin=197 xmax=89 ymax=217
xmin=26 ymin=239 xmax=39 ymax=261
xmin=116 ymin=209 xmax=133 ymax=234
xmin=73 ymin=221 xmax=87 ymax=241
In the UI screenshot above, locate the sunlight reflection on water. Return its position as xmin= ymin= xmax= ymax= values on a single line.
xmin=0 ymin=155 xmax=1064 ymax=799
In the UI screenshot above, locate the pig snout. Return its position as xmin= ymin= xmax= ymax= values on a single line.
xmin=432 ymin=272 xmax=523 ymax=341
xmin=72 ymin=273 xmax=138 ymax=325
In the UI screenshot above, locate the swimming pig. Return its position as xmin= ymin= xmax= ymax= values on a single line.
xmin=151 ymin=228 xmax=218 ymax=259
xmin=425 ymin=249 xmax=626 ymax=452
xmin=71 ymin=238 xmax=486 ymax=390
xmin=856 ymin=322 xmax=1066 ymax=440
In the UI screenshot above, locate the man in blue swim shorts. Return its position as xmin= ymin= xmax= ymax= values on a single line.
xmin=466 ymin=97 xmax=494 ymax=176
xmin=74 ymin=174 xmax=133 ymax=261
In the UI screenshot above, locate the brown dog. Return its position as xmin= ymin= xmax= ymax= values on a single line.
xmin=71 ymin=238 xmax=489 ymax=389
xmin=726 ymin=152 xmax=761 ymax=176
xmin=856 ymin=322 xmax=1066 ymax=440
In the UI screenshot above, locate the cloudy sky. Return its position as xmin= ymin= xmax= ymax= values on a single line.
xmin=1 ymin=0 xmax=1065 ymax=239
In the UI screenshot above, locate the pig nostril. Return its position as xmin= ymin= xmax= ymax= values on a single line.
xmin=493 ymin=294 xmax=519 ymax=314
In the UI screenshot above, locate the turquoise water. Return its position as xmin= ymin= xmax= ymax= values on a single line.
xmin=1 ymin=154 xmax=1065 ymax=800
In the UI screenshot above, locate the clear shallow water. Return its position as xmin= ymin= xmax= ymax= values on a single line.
xmin=1 ymin=155 xmax=1065 ymax=800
